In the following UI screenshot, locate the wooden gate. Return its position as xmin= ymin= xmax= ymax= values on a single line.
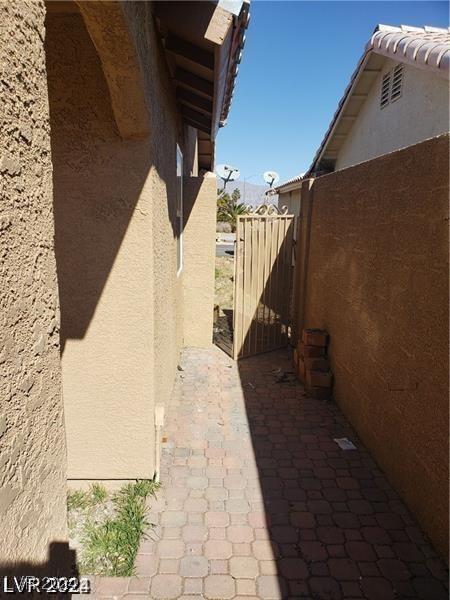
xmin=233 ymin=204 xmax=295 ymax=359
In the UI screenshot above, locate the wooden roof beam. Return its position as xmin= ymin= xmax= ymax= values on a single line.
xmin=175 ymin=68 xmax=214 ymax=99
xmin=165 ymin=33 xmax=214 ymax=70
xmin=177 ymin=88 xmax=213 ymax=115
xmin=181 ymin=105 xmax=211 ymax=128
xmin=183 ymin=117 xmax=211 ymax=135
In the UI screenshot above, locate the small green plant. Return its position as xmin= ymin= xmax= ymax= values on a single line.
xmin=90 ymin=482 xmax=107 ymax=504
xmin=79 ymin=479 xmax=160 ymax=577
xmin=67 ymin=484 xmax=108 ymax=511
xmin=67 ymin=489 xmax=91 ymax=511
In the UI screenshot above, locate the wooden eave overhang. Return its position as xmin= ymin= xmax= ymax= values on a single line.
xmin=153 ymin=1 xmax=250 ymax=171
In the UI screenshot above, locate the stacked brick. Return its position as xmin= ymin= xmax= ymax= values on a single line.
xmin=294 ymin=328 xmax=333 ymax=399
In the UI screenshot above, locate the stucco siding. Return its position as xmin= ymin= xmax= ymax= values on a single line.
xmin=123 ymin=2 xmax=200 ymax=440
xmin=183 ymin=174 xmax=217 ymax=347
xmin=0 ymin=1 xmax=67 ymax=562
xmin=46 ymin=4 xmax=203 ymax=481
xmin=336 ymin=58 xmax=449 ymax=170
xmin=297 ymin=135 xmax=449 ymax=558
xmin=46 ymin=10 xmax=156 ymax=480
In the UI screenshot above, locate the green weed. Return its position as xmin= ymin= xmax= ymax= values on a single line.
xmin=67 ymin=489 xmax=91 ymax=511
xmin=78 ymin=479 xmax=160 ymax=577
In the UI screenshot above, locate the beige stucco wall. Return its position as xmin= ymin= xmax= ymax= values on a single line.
xmin=0 ymin=1 xmax=67 ymax=563
xmin=278 ymin=189 xmax=301 ymax=217
xmin=183 ymin=173 xmax=217 ymax=347
xmin=296 ymin=135 xmax=449 ymax=558
xmin=336 ymin=58 xmax=450 ymax=170
xmin=122 ymin=3 xmax=199 ymax=427
xmin=45 ymin=4 xmax=200 ymax=481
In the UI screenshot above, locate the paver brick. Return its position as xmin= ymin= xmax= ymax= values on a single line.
xmin=205 ymin=511 xmax=230 ymax=527
xmin=179 ymin=556 xmax=208 ymax=577
xmin=160 ymin=511 xmax=187 ymax=527
xmin=150 ymin=574 xmax=182 ymax=599
xmin=236 ymin=578 xmax=257 ymax=595
xmin=204 ymin=539 xmax=233 ymax=559
xmin=182 ymin=524 xmax=208 ymax=541
xmin=328 ymin=558 xmax=360 ymax=580
xmin=204 ymin=575 xmax=235 ymax=599
xmin=252 ymin=540 xmax=280 ymax=560
xmin=298 ymin=540 xmax=328 ymax=561
xmin=159 ymin=558 xmax=179 ymax=573
xmin=225 ymin=498 xmax=250 ymax=513
xmin=308 ymin=576 xmax=341 ymax=600
xmin=127 ymin=577 xmax=151 ymax=593
xmin=117 ymin=347 xmax=448 ymax=600
xmin=317 ymin=526 xmax=345 ymax=544
xmin=257 ymin=575 xmax=287 ymax=599
xmin=134 ymin=553 xmax=158 ymax=577
xmin=184 ymin=578 xmax=203 ymax=594
xmin=227 ymin=525 xmax=254 ymax=543
xmin=157 ymin=539 xmax=185 ymax=559
xmin=230 ymin=556 xmax=259 ymax=578
xmin=360 ymin=577 xmax=395 ymax=600
xmin=279 ymin=557 xmax=308 ymax=579
xmin=94 ymin=577 xmax=129 ymax=596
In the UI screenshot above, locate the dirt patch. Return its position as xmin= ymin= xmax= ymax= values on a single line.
xmin=215 ymin=256 xmax=234 ymax=316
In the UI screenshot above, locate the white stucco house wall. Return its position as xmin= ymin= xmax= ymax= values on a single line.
xmin=309 ymin=24 xmax=450 ymax=174
xmin=273 ymin=174 xmax=304 ymax=216
xmin=274 ymin=23 xmax=449 ymax=201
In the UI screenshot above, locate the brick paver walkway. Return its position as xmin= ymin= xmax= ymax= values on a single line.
xmin=92 ymin=347 xmax=448 ymax=599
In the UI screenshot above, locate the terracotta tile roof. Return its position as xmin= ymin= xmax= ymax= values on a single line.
xmin=306 ymin=24 xmax=450 ymax=176
xmin=369 ymin=24 xmax=450 ymax=75
xmin=274 ymin=24 xmax=450 ymax=188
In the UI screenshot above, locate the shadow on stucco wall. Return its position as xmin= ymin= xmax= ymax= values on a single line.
xmin=44 ymin=9 xmax=167 ymax=354
xmin=0 ymin=542 xmax=78 ymax=599
xmin=45 ymin=7 xmax=200 ymax=356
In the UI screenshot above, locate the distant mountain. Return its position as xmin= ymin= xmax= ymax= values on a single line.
xmin=219 ymin=180 xmax=278 ymax=207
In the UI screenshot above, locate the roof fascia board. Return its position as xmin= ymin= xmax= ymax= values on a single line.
xmin=275 ymin=180 xmax=303 ymax=194
xmin=308 ymin=50 xmax=372 ymax=175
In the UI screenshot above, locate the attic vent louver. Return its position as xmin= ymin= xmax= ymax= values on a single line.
xmin=380 ymin=71 xmax=391 ymax=108
xmin=390 ymin=64 xmax=404 ymax=102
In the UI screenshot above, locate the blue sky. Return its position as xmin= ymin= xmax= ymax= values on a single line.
xmin=216 ymin=1 xmax=449 ymax=185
